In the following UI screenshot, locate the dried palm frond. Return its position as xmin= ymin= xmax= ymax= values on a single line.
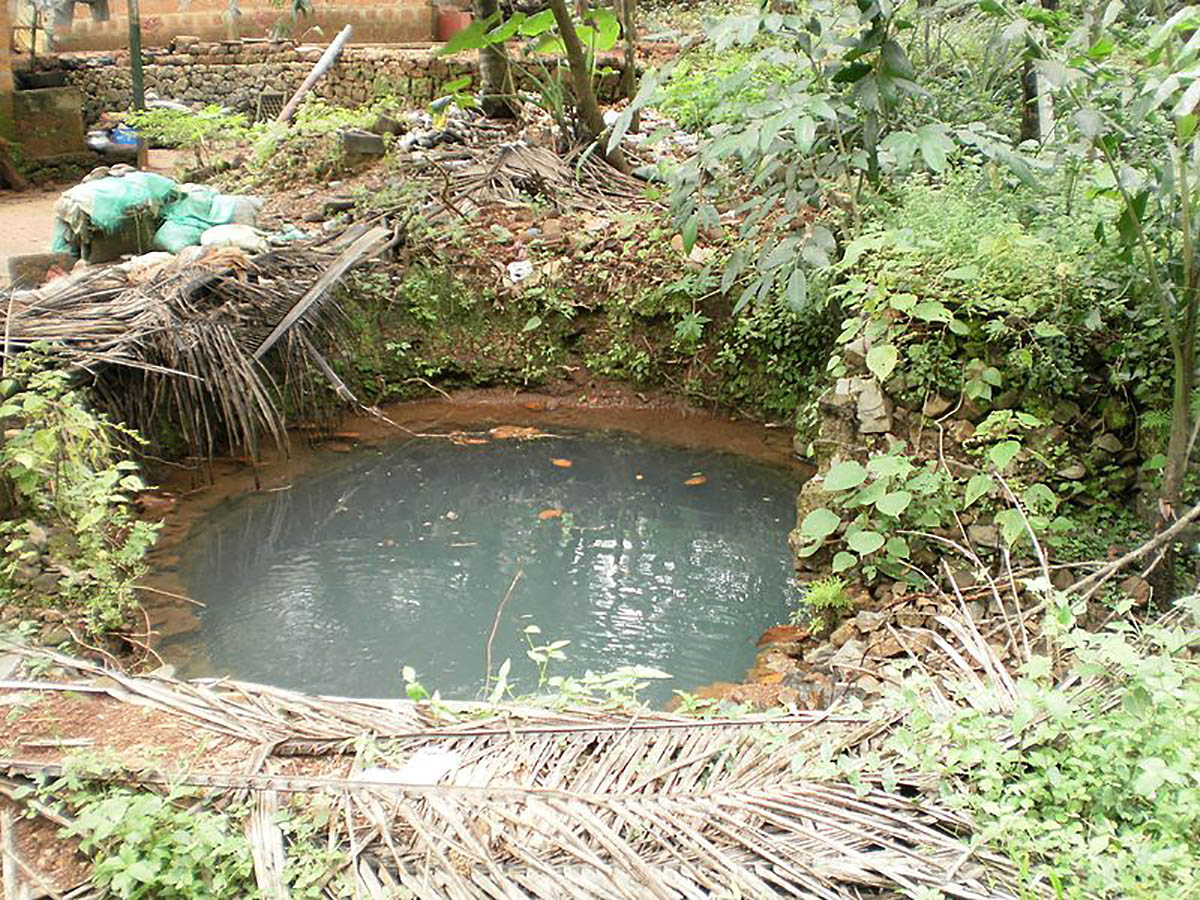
xmin=0 ymin=224 xmax=396 ymax=458
xmin=0 ymin=640 xmax=1025 ymax=899
xmin=433 ymin=142 xmax=651 ymax=216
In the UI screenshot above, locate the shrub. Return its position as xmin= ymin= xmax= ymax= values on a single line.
xmin=890 ymin=596 xmax=1200 ymax=898
xmin=0 ymin=362 xmax=159 ymax=633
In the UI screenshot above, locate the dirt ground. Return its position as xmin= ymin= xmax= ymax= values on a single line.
xmin=0 ymin=187 xmax=60 ymax=287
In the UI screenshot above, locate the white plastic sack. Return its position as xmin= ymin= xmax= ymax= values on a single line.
xmin=200 ymin=224 xmax=268 ymax=255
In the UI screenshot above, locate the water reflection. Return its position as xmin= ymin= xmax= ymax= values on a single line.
xmin=166 ymin=430 xmax=800 ymax=703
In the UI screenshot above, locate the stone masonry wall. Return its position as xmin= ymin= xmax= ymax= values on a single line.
xmin=34 ymin=40 xmax=629 ymax=124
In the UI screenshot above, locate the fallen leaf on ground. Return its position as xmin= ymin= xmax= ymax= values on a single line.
xmin=538 ymin=508 xmax=563 ymax=520
xmin=684 ymin=474 xmax=707 ymax=486
xmin=551 ymin=458 xmax=573 ymax=468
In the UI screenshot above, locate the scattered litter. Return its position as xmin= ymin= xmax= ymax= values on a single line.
xmin=507 ymin=259 xmax=534 ymax=282
xmin=200 ymin=223 xmax=269 ymax=254
xmin=538 ymin=509 xmax=564 ymax=520
xmin=551 ymin=458 xmax=573 ymax=468
xmin=355 ymin=748 xmax=461 ymax=786
xmin=684 ymin=474 xmax=708 ymax=486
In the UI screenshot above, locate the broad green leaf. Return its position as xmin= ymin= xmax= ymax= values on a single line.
xmin=519 ymin=9 xmax=555 ymax=34
xmin=486 ymin=13 xmax=525 ymax=41
xmin=1023 ymin=482 xmax=1059 ymax=514
xmin=988 ymin=440 xmax=1021 ymax=471
xmin=847 ymin=530 xmax=885 ymax=555
xmin=523 ymin=315 xmax=542 ymax=332
xmin=438 ymin=16 xmax=498 ymax=55
xmin=681 ymin=213 xmax=698 ymax=255
xmin=944 ymin=264 xmax=978 ymax=281
xmin=585 ymin=7 xmax=621 ymax=51
xmin=915 ymin=123 xmax=954 ymax=173
xmin=832 ymin=551 xmax=857 ymax=573
xmin=995 ymin=508 xmax=1026 ymax=545
xmin=824 ymin=460 xmax=868 ymax=492
xmin=866 ymin=344 xmax=899 ymax=382
xmin=876 ymin=490 xmax=913 ymax=517
xmin=866 ymin=454 xmax=907 ymax=478
xmin=912 ymin=300 xmax=952 ymax=323
xmin=885 ymin=535 xmax=910 ymax=558
xmin=964 ymin=473 xmax=994 ymax=508
xmin=785 ymin=267 xmax=808 ymax=312
xmin=800 ymin=507 xmax=841 ymax=540
xmin=442 ymin=75 xmax=473 ymax=93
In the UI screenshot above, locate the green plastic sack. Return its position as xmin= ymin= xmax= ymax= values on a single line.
xmin=153 ymin=219 xmax=207 ymax=254
xmin=83 ymin=172 xmax=178 ymax=233
xmin=155 ymin=187 xmax=261 ymax=252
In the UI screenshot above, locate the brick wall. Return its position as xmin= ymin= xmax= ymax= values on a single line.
xmin=52 ymin=0 xmax=435 ymax=51
xmin=0 ymin=0 xmax=14 ymax=138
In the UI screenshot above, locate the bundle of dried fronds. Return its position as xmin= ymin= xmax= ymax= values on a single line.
xmin=0 ymin=223 xmax=397 ymax=457
xmin=429 ymin=142 xmax=652 ymax=219
xmin=0 ymin=639 xmax=1027 ymax=899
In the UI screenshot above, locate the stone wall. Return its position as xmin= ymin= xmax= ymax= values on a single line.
xmin=34 ymin=40 xmax=629 ymax=124
xmin=49 ymin=0 xmax=435 ymax=52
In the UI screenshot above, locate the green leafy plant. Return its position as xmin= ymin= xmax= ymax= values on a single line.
xmin=798 ymin=447 xmax=955 ymax=581
xmin=890 ymin=595 xmax=1200 ymax=898
xmin=793 ymin=576 xmax=852 ymax=631
xmin=62 ymin=786 xmax=256 ymax=898
xmin=0 ymin=361 xmax=160 ymax=633
xmin=122 ymin=105 xmax=253 ymax=169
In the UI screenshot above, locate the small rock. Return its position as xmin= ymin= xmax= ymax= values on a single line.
xmin=843 ymin=335 xmax=869 ymax=365
xmin=25 ymin=523 xmax=49 ymax=550
xmin=804 ymin=643 xmax=835 ymax=666
xmin=829 ymin=620 xmax=858 ymax=648
xmin=896 ymin=610 xmax=926 ymax=628
xmin=830 ymin=638 xmax=866 ymax=667
xmin=922 ymin=394 xmax=953 ymax=418
xmin=341 ymin=129 xmax=386 ymax=157
xmin=1094 ymin=433 xmax=1123 ymax=454
xmin=1052 ymin=399 xmax=1081 ymax=423
xmin=856 ymin=381 xmax=893 ymax=434
xmin=1119 ymin=574 xmax=1152 ymax=606
xmin=965 ymin=600 xmax=985 ymax=620
xmin=1057 ymin=463 xmax=1086 ymax=480
xmin=945 ymin=567 xmax=978 ymax=591
xmin=967 ymin=524 xmax=1000 ymax=548
xmin=31 ymin=572 xmax=61 ymax=594
xmin=39 ymin=624 xmax=71 ymax=646
xmin=855 ymin=610 xmax=888 ymax=632
xmin=1051 ymin=568 xmax=1074 ymax=591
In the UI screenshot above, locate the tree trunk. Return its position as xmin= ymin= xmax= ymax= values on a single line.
xmin=547 ymin=0 xmax=632 ymax=173
xmin=474 ymin=0 xmax=518 ymax=118
xmin=1019 ymin=0 xmax=1058 ymax=144
xmin=619 ymin=0 xmax=637 ymax=101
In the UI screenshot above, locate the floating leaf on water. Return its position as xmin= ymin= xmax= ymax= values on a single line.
xmin=489 ymin=425 xmax=546 ymax=440
xmin=538 ymin=508 xmax=563 ymax=520
xmin=551 ymin=458 xmax=573 ymax=468
xmin=684 ymin=474 xmax=707 ymax=486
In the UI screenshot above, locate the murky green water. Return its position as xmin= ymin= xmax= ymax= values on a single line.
xmin=165 ymin=430 xmax=799 ymax=704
